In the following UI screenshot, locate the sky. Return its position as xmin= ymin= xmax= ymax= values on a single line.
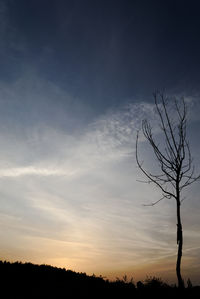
xmin=0 ymin=0 xmax=200 ymax=284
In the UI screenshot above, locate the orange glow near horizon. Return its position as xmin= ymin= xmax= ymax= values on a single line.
xmin=1 ymin=242 xmax=200 ymax=285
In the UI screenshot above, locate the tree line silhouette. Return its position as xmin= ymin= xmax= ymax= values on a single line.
xmin=0 ymin=260 xmax=199 ymax=298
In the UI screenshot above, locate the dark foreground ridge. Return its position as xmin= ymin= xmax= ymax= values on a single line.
xmin=0 ymin=260 xmax=199 ymax=298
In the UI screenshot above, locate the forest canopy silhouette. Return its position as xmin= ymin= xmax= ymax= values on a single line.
xmin=0 ymin=260 xmax=199 ymax=298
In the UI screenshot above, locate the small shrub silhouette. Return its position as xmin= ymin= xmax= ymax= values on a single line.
xmin=144 ymin=276 xmax=169 ymax=289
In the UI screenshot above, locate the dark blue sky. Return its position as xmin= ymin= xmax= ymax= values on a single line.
xmin=2 ymin=0 xmax=200 ymax=113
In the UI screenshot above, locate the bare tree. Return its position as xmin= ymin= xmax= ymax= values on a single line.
xmin=136 ymin=92 xmax=200 ymax=288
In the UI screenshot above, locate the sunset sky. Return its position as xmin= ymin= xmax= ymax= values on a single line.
xmin=0 ymin=0 xmax=200 ymax=284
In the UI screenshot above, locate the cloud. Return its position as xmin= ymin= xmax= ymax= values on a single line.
xmin=0 ymin=166 xmax=68 ymax=178
xmin=0 ymin=78 xmax=199 ymax=283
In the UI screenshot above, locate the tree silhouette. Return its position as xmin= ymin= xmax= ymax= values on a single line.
xmin=136 ymin=92 xmax=200 ymax=288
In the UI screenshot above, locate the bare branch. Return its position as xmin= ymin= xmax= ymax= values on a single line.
xmin=136 ymin=92 xmax=200 ymax=205
xmin=142 ymin=194 xmax=171 ymax=207
xmin=135 ymin=91 xmax=199 ymax=288
xmin=136 ymin=131 xmax=176 ymax=199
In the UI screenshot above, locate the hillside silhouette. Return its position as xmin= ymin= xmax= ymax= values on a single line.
xmin=0 ymin=260 xmax=199 ymax=298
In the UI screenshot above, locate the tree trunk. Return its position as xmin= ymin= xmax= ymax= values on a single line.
xmin=176 ymin=197 xmax=184 ymax=288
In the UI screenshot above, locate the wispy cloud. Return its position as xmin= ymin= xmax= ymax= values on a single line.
xmin=0 ymin=77 xmax=199 ymax=283
xmin=0 ymin=166 xmax=68 ymax=178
